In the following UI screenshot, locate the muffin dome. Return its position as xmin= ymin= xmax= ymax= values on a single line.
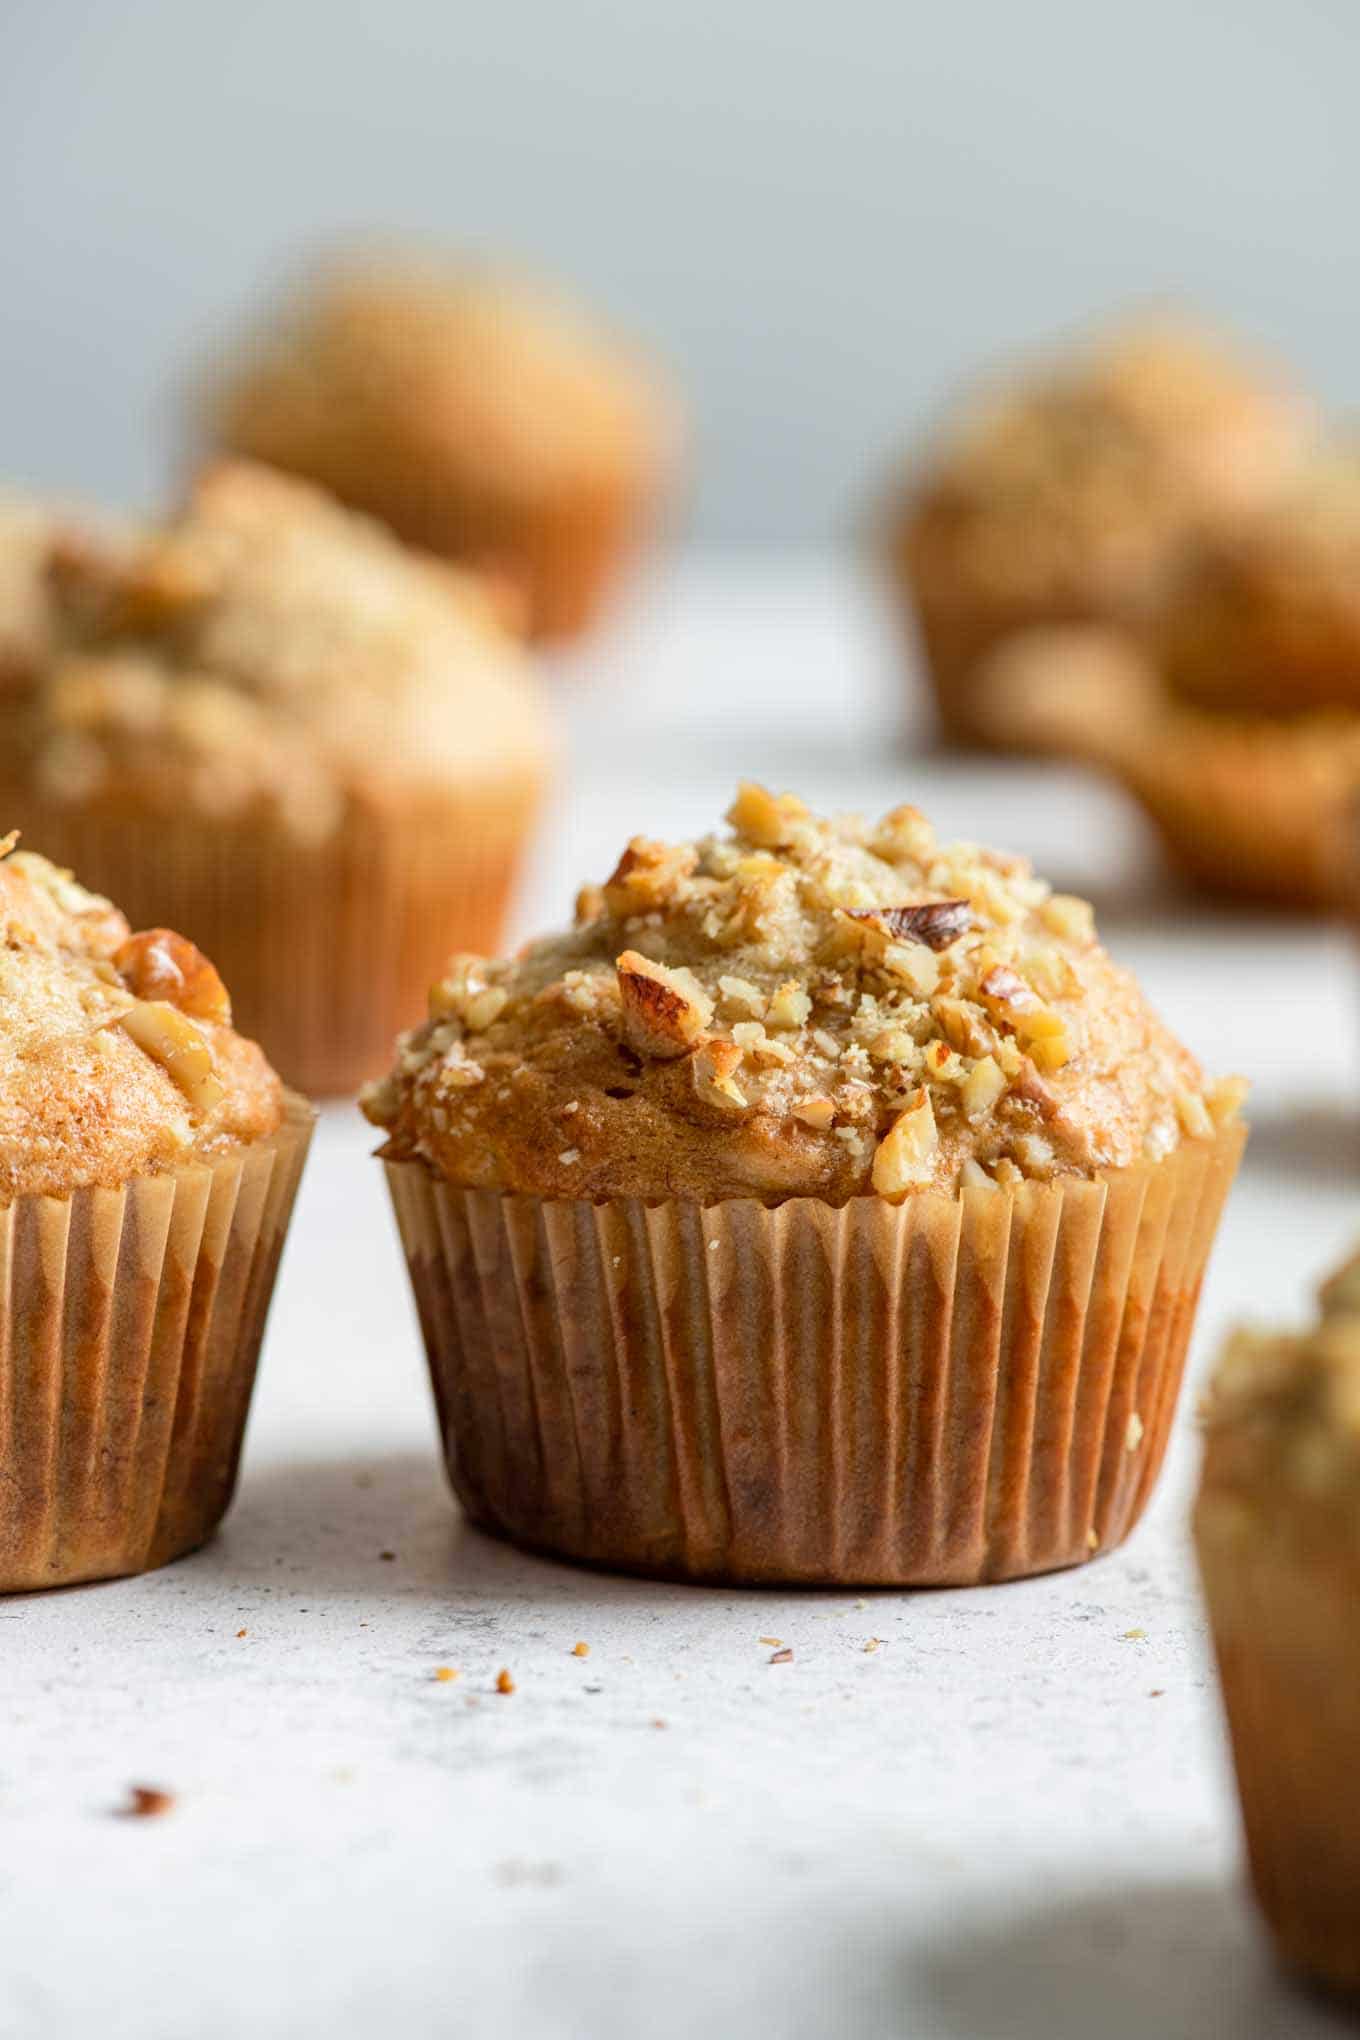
xmin=890 ymin=318 xmax=1309 ymax=742
xmin=2 ymin=461 xmax=548 ymax=843
xmin=0 ymin=838 xmax=282 ymax=1200
xmin=206 ymin=256 xmax=678 ymax=641
xmin=366 ymin=783 xmax=1240 ymax=1202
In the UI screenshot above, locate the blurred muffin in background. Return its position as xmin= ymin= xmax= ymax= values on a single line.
xmin=886 ymin=316 xmax=1310 ymax=745
xmin=1195 ymin=1246 xmax=1360 ymax=1996
xmin=0 ymin=461 xmax=550 ymax=1094
xmin=203 ymin=254 xmax=681 ymax=644
xmin=972 ymin=449 xmax=1360 ymax=909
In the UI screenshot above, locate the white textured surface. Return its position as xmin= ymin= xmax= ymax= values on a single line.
xmin=3 ymin=561 xmax=1357 ymax=2040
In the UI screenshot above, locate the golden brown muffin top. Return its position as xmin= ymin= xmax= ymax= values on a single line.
xmin=2 ymin=462 xmax=549 ymax=842
xmin=901 ymin=318 xmax=1308 ymax=613
xmin=1200 ymin=1248 xmax=1360 ymax=1520
xmin=0 ymin=838 xmax=284 ymax=1201
xmin=212 ymin=256 xmax=675 ymax=500
xmin=1159 ymin=449 xmax=1360 ymax=717
xmin=364 ymin=783 xmax=1241 ymax=1203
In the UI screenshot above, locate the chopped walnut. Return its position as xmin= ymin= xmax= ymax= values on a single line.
xmin=692 ymin=1038 xmax=748 ymax=1112
xmin=727 ymin=781 xmax=810 ymax=849
xmin=114 ymin=928 xmax=232 ymax=1025
xmin=616 ymin=951 xmax=713 ymax=1058
xmin=871 ymin=1088 xmax=938 ymax=1196
xmin=603 ymin=837 xmax=699 ymax=917
xmin=118 ymin=999 xmax=224 ymax=1112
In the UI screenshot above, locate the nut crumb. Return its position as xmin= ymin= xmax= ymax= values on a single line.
xmin=768 ymin=1647 xmax=794 ymax=1665
xmin=1148 ymin=1689 xmax=1165 ymax=1698
xmin=1122 ymin=1628 xmax=1147 ymax=1641
xmin=434 ymin=1666 xmax=459 ymax=1683
xmin=758 ymin=1635 xmax=783 ymax=1648
xmin=1125 ymin=1411 xmax=1145 ymax=1452
xmin=863 ymin=1638 xmax=882 ymax=1653
xmin=235 ymin=1628 xmax=247 ymax=1639
xmin=379 ymin=1550 xmax=397 ymax=1562
xmin=496 ymin=1668 xmax=516 ymax=1694
xmin=1086 ymin=1528 xmax=1099 ymax=1550
xmin=121 ymin=1785 xmax=175 ymax=1819
xmin=571 ymin=1641 xmax=590 ymax=1658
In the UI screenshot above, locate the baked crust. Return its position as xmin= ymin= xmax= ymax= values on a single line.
xmin=365 ymin=783 xmax=1240 ymax=1203
xmin=0 ymin=842 xmax=283 ymax=1200
xmin=0 ymin=462 xmax=549 ymax=844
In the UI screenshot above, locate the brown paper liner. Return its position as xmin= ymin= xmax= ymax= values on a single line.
xmin=386 ymin=1120 xmax=1243 ymax=1586
xmin=1196 ymin=1490 xmax=1360 ymax=1995
xmin=0 ymin=1094 xmax=313 ymax=1593
xmin=0 ymin=779 xmax=542 ymax=1095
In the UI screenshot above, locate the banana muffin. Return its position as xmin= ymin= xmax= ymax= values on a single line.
xmin=205 ymin=254 xmax=679 ymax=643
xmin=0 ymin=837 xmax=311 ymax=1590
xmin=0 ymin=461 xmax=551 ymax=1093
xmin=888 ymin=318 xmax=1309 ymax=745
xmin=1195 ymin=1247 xmax=1360 ymax=1995
xmin=368 ymin=783 xmax=1245 ymax=1585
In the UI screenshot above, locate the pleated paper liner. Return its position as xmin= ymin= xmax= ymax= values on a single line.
xmin=387 ymin=1118 xmax=1244 ymax=1586
xmin=1196 ymin=1487 xmax=1360 ymax=1996
xmin=0 ymin=777 xmax=543 ymax=1096
xmin=0 ymin=1092 xmax=313 ymax=1593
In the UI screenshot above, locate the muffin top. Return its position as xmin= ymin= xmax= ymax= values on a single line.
xmin=0 ymin=493 xmax=64 ymax=688
xmin=2 ymin=462 xmax=549 ymax=842
xmin=1159 ymin=449 xmax=1360 ymax=717
xmin=900 ymin=319 xmax=1308 ymax=615
xmin=364 ymin=783 xmax=1241 ymax=1204
xmin=0 ymin=838 xmax=284 ymax=1201
xmin=211 ymin=256 xmax=674 ymax=501
xmin=1199 ymin=1247 xmax=1360 ymax=1526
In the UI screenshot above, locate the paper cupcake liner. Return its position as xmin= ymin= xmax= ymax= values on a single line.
xmin=1196 ymin=1499 xmax=1360 ymax=1994
xmin=0 ymin=780 xmax=542 ymax=1095
xmin=386 ymin=1120 xmax=1243 ymax=1586
xmin=0 ymin=1094 xmax=313 ymax=1593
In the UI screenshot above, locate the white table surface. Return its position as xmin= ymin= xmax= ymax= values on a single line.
xmin=3 ymin=558 xmax=1357 ymax=2040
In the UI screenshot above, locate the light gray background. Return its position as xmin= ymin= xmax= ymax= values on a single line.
xmin=2 ymin=0 xmax=1356 ymax=541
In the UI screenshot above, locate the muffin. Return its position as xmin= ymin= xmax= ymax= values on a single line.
xmin=888 ymin=318 xmax=1309 ymax=745
xmin=1195 ymin=1247 xmax=1360 ymax=1995
xmin=366 ymin=783 xmax=1245 ymax=1586
xmin=0 ymin=461 xmax=551 ymax=1094
xmin=1159 ymin=449 xmax=1360 ymax=718
xmin=205 ymin=255 xmax=679 ymax=643
xmin=971 ymin=624 xmax=1360 ymax=909
xmin=0 ymin=837 xmax=312 ymax=1590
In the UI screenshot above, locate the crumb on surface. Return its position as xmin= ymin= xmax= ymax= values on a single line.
xmin=235 ymin=1628 xmax=247 ymax=1639
xmin=571 ymin=1641 xmax=590 ymax=1658
xmin=768 ymin=1647 xmax=794 ymax=1665
xmin=121 ymin=1785 xmax=175 ymax=1820
xmin=1122 ymin=1627 xmax=1147 ymax=1641
xmin=496 ymin=1668 xmax=516 ymax=1695
xmin=434 ymin=1665 xmax=459 ymax=1683
xmin=758 ymin=1635 xmax=783 ymax=1648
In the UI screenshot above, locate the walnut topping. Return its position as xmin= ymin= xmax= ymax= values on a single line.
xmin=846 ymin=900 xmax=972 ymax=952
xmin=961 ymin=1056 xmax=1006 ymax=1118
xmin=616 ymin=950 xmax=713 ymax=1058
xmin=792 ymin=1095 xmax=836 ymax=1131
xmin=976 ymin=962 xmax=1072 ymax=1071
xmin=726 ymin=781 xmax=810 ymax=849
xmin=118 ymin=999 xmax=224 ymax=1112
xmin=871 ymin=1087 xmax=939 ymax=1196
xmin=765 ymin=981 xmax=811 ymax=1031
xmin=692 ymin=1038 xmax=749 ymax=1111
xmin=1040 ymin=894 xmax=1096 ymax=944
xmin=603 ymin=837 xmax=698 ymax=917
xmin=114 ymin=929 xmax=232 ymax=1025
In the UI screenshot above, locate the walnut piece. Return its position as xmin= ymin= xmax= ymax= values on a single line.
xmin=727 ymin=781 xmax=810 ymax=849
xmin=115 ymin=928 xmax=232 ymax=1025
xmin=603 ymin=837 xmax=698 ymax=918
xmin=692 ymin=1038 xmax=748 ymax=1111
xmin=616 ymin=950 xmax=712 ymax=1058
xmin=119 ymin=999 xmax=224 ymax=1112
xmin=846 ymin=900 xmax=973 ymax=952
xmin=871 ymin=1087 xmax=938 ymax=1197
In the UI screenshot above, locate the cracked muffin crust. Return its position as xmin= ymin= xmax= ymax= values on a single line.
xmin=1 ymin=461 xmax=548 ymax=845
xmin=365 ymin=782 xmax=1241 ymax=1203
xmin=0 ymin=837 xmax=282 ymax=1201
xmin=205 ymin=255 xmax=679 ymax=641
xmin=888 ymin=318 xmax=1309 ymax=743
